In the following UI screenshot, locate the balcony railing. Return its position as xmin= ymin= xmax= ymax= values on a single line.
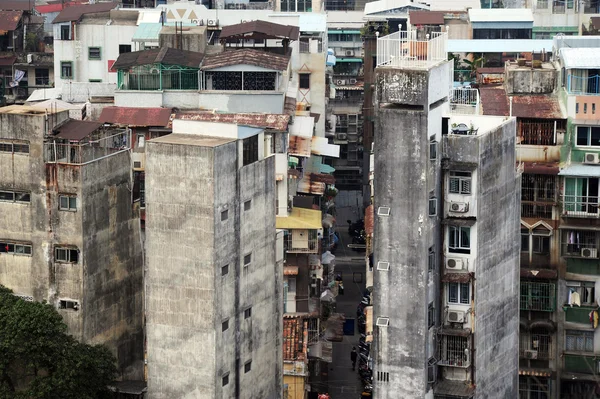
xmin=437 ymin=334 xmax=470 ymax=368
xmin=520 ymin=281 xmax=556 ymax=312
xmin=45 ymin=130 xmax=130 ymax=165
xmin=564 ymin=354 xmax=599 ymax=374
xmin=449 ymin=88 xmax=480 ymax=115
xmin=562 ymin=230 xmax=599 ymax=257
xmin=565 ymin=305 xmax=598 ymax=323
xmin=567 ymin=74 xmax=600 ymax=96
xmin=376 ymin=29 xmax=448 ymax=69
xmin=563 ymin=195 xmax=599 ymax=218
xmin=520 ymin=333 xmax=553 ymax=360
xmin=284 ymin=233 xmax=319 ymax=254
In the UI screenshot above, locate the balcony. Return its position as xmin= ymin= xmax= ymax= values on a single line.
xmin=563 ymin=195 xmax=599 ymax=218
xmin=376 ymin=29 xmax=448 ymax=69
xmin=520 ymin=332 xmax=553 ymax=360
xmin=564 ymin=305 xmax=597 ymax=324
xmin=564 ymin=354 xmax=599 ymax=374
xmin=437 ymin=333 xmax=470 ymax=368
xmin=449 ymin=88 xmax=480 ymax=115
xmin=520 ymin=281 xmax=556 ymax=312
xmin=283 ymin=230 xmax=319 ymax=254
xmin=566 ymin=74 xmax=600 ymax=96
xmin=45 ymin=130 xmax=130 ymax=166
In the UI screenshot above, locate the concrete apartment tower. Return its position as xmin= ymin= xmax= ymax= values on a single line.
xmin=371 ymin=31 xmax=520 ymax=398
xmin=145 ymin=120 xmax=282 ymax=399
xmin=0 ymin=106 xmax=144 ymax=379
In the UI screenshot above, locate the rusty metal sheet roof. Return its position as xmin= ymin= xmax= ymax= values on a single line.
xmin=521 ymin=268 xmax=557 ymax=279
xmin=0 ymin=1 xmax=33 ymax=11
xmin=0 ymin=11 xmax=22 ymax=31
xmin=174 ymin=112 xmax=290 ymax=131
xmin=523 ymin=162 xmax=559 ymax=175
xmin=0 ymin=55 xmax=16 ymax=66
xmin=441 ymin=272 xmax=474 ymax=283
xmin=298 ymin=177 xmax=325 ymax=195
xmin=53 ymin=2 xmax=118 ymax=23
xmin=284 ymin=96 xmax=296 ymax=117
xmin=289 ymin=135 xmax=311 ymax=157
xmin=365 ymin=205 xmax=374 ymax=236
xmin=409 ymin=11 xmax=444 ymax=25
xmin=220 ymin=20 xmax=299 ymax=41
xmin=306 ymin=172 xmax=335 ymax=185
xmin=283 ymin=266 xmax=299 ymax=276
xmin=201 ymin=48 xmax=290 ymax=71
xmin=99 ymin=107 xmax=172 ymax=127
xmin=592 ymin=17 xmax=600 ymax=30
xmin=53 ymin=119 xmax=102 ymax=141
xmin=283 ymin=318 xmax=305 ymax=361
xmin=113 ymin=47 xmax=203 ymax=70
xmin=480 ymin=86 xmax=565 ymax=119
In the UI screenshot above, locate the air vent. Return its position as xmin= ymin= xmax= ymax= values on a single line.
xmin=377 ymin=261 xmax=390 ymax=271
xmin=377 ymin=371 xmax=390 ymax=382
xmin=376 ymin=317 xmax=389 ymax=327
xmin=133 ymin=161 xmax=142 ymax=168
xmin=377 ymin=207 xmax=391 ymax=216
xmin=581 ymin=247 xmax=598 ymax=258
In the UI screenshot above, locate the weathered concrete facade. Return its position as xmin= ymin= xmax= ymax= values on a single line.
xmin=145 ymin=126 xmax=281 ymax=399
xmin=0 ymin=106 xmax=144 ymax=379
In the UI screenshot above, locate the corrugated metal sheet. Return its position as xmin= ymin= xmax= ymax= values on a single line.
xmin=220 ymin=20 xmax=299 ymax=41
xmin=0 ymin=1 xmax=34 ymax=11
xmin=53 ymin=2 xmax=118 ymax=23
xmin=365 ymin=205 xmax=374 ymax=236
xmin=289 ymin=135 xmax=311 ymax=157
xmin=0 ymin=55 xmax=16 ymax=66
xmin=441 ymin=272 xmax=473 ymax=283
xmin=201 ymin=48 xmax=290 ymax=71
xmin=276 ymin=207 xmax=322 ymax=230
xmin=113 ymin=47 xmax=203 ymax=69
xmin=560 ymin=48 xmax=600 ymax=69
xmin=523 ymin=162 xmax=559 ymax=175
xmin=298 ymin=177 xmax=326 ymax=195
xmin=99 ymin=107 xmax=172 ymax=127
xmin=479 ymin=86 xmax=565 ymax=119
xmin=558 ymin=164 xmax=600 ymax=177
xmin=0 ymin=11 xmax=22 ymax=31
xmin=174 ymin=112 xmax=289 ymax=131
xmin=53 ymin=119 xmax=102 ymax=141
xmin=409 ymin=11 xmax=444 ymax=25
xmin=283 ymin=318 xmax=305 ymax=361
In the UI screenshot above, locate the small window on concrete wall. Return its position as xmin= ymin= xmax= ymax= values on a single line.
xmin=88 ymin=47 xmax=101 ymax=60
xmin=221 ymin=209 xmax=228 ymax=221
xmin=244 ymin=200 xmax=252 ymax=211
xmin=222 ymin=372 xmax=229 ymax=386
xmin=299 ymin=73 xmax=310 ymax=89
xmin=55 ymin=247 xmax=79 ymax=263
xmin=59 ymin=195 xmax=77 ymax=211
xmin=59 ymin=300 xmax=79 ymax=311
xmin=244 ymin=360 xmax=252 ymax=373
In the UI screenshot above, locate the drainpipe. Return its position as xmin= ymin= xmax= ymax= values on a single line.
xmin=554 ymin=120 xmax=557 ymax=145
xmin=509 ymin=96 xmax=513 ymax=117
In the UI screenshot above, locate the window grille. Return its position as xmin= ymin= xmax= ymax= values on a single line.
xmin=438 ymin=335 xmax=469 ymax=367
xmin=520 ymin=332 xmax=552 ymax=359
xmin=520 ymin=281 xmax=556 ymax=312
xmin=566 ymin=330 xmax=594 ymax=352
xmin=449 ymin=171 xmax=471 ymax=194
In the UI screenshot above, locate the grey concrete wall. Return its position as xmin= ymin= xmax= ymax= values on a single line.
xmin=505 ymin=67 xmax=557 ymax=95
xmin=473 ymin=119 xmax=520 ymax=398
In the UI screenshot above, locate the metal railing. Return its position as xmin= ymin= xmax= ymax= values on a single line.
xmin=567 ymin=74 xmax=600 ymax=95
xmin=449 ymin=88 xmax=480 ymax=115
xmin=45 ymin=130 xmax=130 ymax=165
xmin=563 ymin=195 xmax=599 ymax=217
xmin=284 ymin=234 xmax=319 ymax=254
xmin=377 ymin=29 xmax=448 ymax=69
xmin=520 ymin=281 xmax=556 ymax=312
xmin=520 ymin=333 xmax=553 ymax=360
xmin=562 ymin=230 xmax=599 ymax=257
xmin=537 ymin=0 xmax=549 ymax=8
xmin=437 ymin=335 xmax=470 ymax=368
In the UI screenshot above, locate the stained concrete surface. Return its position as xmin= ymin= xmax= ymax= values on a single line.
xmin=328 ymin=203 xmax=367 ymax=399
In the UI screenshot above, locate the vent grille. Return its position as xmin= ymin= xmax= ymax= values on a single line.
xmin=377 ymin=261 xmax=390 ymax=271
xmin=377 ymin=206 xmax=391 ymax=216
xmin=376 ymin=317 xmax=389 ymax=327
xmin=377 ymin=371 xmax=390 ymax=382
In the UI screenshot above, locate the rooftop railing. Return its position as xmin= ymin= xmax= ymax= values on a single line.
xmin=376 ymin=29 xmax=448 ymax=69
xmin=449 ymin=88 xmax=480 ymax=115
xmin=45 ymin=130 xmax=130 ymax=166
xmin=567 ymin=74 xmax=600 ymax=95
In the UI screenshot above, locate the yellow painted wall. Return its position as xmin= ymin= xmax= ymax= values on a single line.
xmin=284 ymin=375 xmax=306 ymax=399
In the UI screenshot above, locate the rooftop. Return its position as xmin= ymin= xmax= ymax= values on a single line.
xmin=99 ymin=107 xmax=173 ymax=127
xmin=53 ymin=2 xmax=119 ymax=23
xmin=201 ymin=48 xmax=290 ymax=71
xmin=220 ymin=20 xmax=300 ymax=41
xmin=0 ymin=11 xmax=22 ymax=31
xmin=276 ymin=207 xmax=322 ymax=230
xmin=0 ymin=105 xmax=59 ymax=116
xmin=149 ymin=133 xmax=235 ymax=147
xmin=174 ymin=112 xmax=290 ymax=131
xmin=468 ymin=8 xmax=533 ymax=23
xmin=447 ymin=39 xmax=552 ymax=53
xmin=559 ymin=48 xmax=600 ymax=69
xmin=0 ymin=0 xmax=34 ymax=11
xmin=112 ymin=47 xmax=203 ymax=69
xmin=448 ymin=115 xmax=509 ymax=136
xmin=409 ymin=11 xmax=445 ymax=25
xmin=53 ymin=120 xmax=102 ymax=141
xmin=376 ymin=29 xmax=448 ymax=69
xmin=479 ymin=87 xmax=565 ymax=119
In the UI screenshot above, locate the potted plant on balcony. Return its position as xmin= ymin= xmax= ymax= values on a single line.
xmin=468 ymin=123 xmax=478 ymax=135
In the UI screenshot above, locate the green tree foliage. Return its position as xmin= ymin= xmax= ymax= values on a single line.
xmin=0 ymin=285 xmax=117 ymax=399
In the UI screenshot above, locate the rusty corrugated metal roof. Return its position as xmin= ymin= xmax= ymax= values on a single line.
xmin=0 ymin=11 xmax=22 ymax=31
xmin=283 ymin=318 xmax=305 ymax=361
xmin=174 ymin=112 xmax=290 ymax=131
xmin=289 ymin=135 xmax=311 ymax=157
xmin=53 ymin=2 xmax=118 ymax=23
xmin=99 ymin=107 xmax=172 ymax=127
xmin=441 ymin=272 xmax=474 ymax=283
xmin=0 ymin=55 xmax=16 ymax=66
xmin=306 ymin=173 xmax=335 ymax=185
xmin=201 ymin=48 xmax=290 ymax=71
xmin=365 ymin=205 xmax=374 ymax=236
xmin=480 ymin=86 xmax=565 ymax=119
xmin=113 ymin=47 xmax=203 ymax=70
xmin=0 ymin=1 xmax=33 ymax=11
xmin=53 ymin=119 xmax=102 ymax=141
xmin=220 ymin=20 xmax=299 ymax=41
xmin=523 ymin=162 xmax=559 ymax=175
xmin=409 ymin=11 xmax=444 ymax=25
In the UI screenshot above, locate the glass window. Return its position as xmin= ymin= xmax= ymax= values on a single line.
xmin=35 ymin=68 xmax=49 ymax=86
xmin=244 ymin=360 xmax=252 ymax=373
xmin=55 ymin=247 xmax=78 ymax=263
xmin=88 ymin=47 xmax=101 ymax=60
xmin=242 ymin=135 xmax=258 ymax=166
xmin=449 ymin=171 xmax=472 ymax=194
xmin=577 ymin=126 xmax=600 ymax=147
xmin=60 ymin=24 xmax=70 ymax=40
xmin=521 ymin=228 xmax=530 ymax=252
xmin=59 ymin=195 xmax=77 ymax=211
xmin=299 ymin=73 xmax=310 ymax=89
xmin=448 ymin=282 xmax=470 ymax=304
xmin=565 ymin=330 xmax=594 ymax=352
xmin=119 ymin=44 xmax=132 ymax=54
xmin=61 ymin=62 xmax=73 ymax=79
xmin=449 ymin=226 xmax=471 ymax=254
xmin=428 ymin=302 xmax=435 ymax=328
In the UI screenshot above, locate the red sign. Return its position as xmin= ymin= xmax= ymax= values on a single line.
xmin=108 ymin=60 xmax=116 ymax=73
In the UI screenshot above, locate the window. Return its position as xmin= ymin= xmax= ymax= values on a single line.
xmin=438 ymin=335 xmax=469 ymax=367
xmin=244 ymin=307 xmax=252 ymax=319
xmin=222 ymin=373 xmax=229 ymax=386
xmin=521 ymin=226 xmax=551 ymax=256
xmin=119 ymin=44 xmax=132 ymax=54
xmin=244 ymin=200 xmax=252 ymax=211
xmin=448 ymin=282 xmax=470 ymax=304
xmin=566 ymin=281 xmax=595 ymax=306
xmin=221 ymin=209 xmax=228 ymax=221
xmin=59 ymin=195 xmax=77 ymax=211
xmin=564 ymin=177 xmax=599 ymax=215
xmin=565 ymin=330 xmax=594 ymax=352
xmin=137 ymin=134 xmax=145 ymax=148
xmin=428 ymin=302 xmax=435 ymax=328
xmin=244 ymin=253 xmax=252 ymax=265
xmin=88 ymin=47 xmax=101 ymax=60
xmin=55 ymin=247 xmax=79 ymax=263
xmin=61 ymin=61 xmax=73 ymax=79
xmin=0 ymin=141 xmax=29 ymax=154
xmin=428 ymin=247 xmax=435 ymax=272
xmin=222 ymin=319 xmax=229 ymax=332
xmin=59 ymin=300 xmax=79 ymax=310
xmin=577 ymin=126 xmax=600 ymax=147
xmin=222 ymin=264 xmax=229 ymax=276
xmin=299 ymin=73 xmax=310 ymax=89
xmin=35 ymin=68 xmax=49 ymax=86
xmin=242 ymin=135 xmax=258 ymax=166
xmin=244 ymin=360 xmax=252 ymax=373
xmin=0 ymin=241 xmax=32 ymax=256
xmin=429 ymin=140 xmax=437 ymax=160
xmin=0 ymin=190 xmax=30 ymax=203
xmin=448 ymin=226 xmax=471 ymax=254
xmin=449 ymin=171 xmax=472 ymax=194
xmin=88 ymin=79 xmax=102 ymax=83
xmin=428 ymin=196 xmax=437 ymax=217
xmin=60 ymin=24 xmax=71 ymax=40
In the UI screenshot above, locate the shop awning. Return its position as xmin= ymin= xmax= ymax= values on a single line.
xmin=276 ymin=207 xmax=322 ymax=230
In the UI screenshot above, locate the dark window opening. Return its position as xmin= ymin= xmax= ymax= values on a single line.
xmin=0 ymin=241 xmax=32 ymax=256
xmin=242 ymin=135 xmax=259 ymax=166
xmin=35 ymin=68 xmax=49 ymax=86
xmin=222 ymin=373 xmax=229 ymax=386
xmin=61 ymin=62 xmax=73 ymax=79
xmin=55 ymin=247 xmax=79 ymax=263
xmin=60 ymin=25 xmax=71 ymax=40
xmin=119 ymin=44 xmax=132 ymax=54
xmin=428 ymin=302 xmax=435 ymax=328
xmin=244 ymin=307 xmax=252 ymax=319
xmin=244 ymin=200 xmax=252 ymax=211
xmin=299 ymin=73 xmax=310 ymax=89
xmin=222 ymin=264 xmax=229 ymax=276
xmin=244 ymin=360 xmax=252 ymax=373
xmin=88 ymin=47 xmax=101 ymax=60
xmin=59 ymin=300 xmax=79 ymax=310
xmin=244 ymin=253 xmax=252 ymax=265
xmin=221 ymin=209 xmax=228 ymax=221
xmin=222 ymin=319 xmax=229 ymax=332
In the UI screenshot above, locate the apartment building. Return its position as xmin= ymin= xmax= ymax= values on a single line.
xmin=0 ymin=105 xmax=144 ymax=379
xmin=371 ymin=30 xmax=520 ymax=398
xmin=144 ymin=120 xmax=283 ymax=399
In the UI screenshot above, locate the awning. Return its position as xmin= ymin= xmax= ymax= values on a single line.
xmin=53 ymin=120 xmax=102 ymax=141
xmin=442 ymin=217 xmax=477 ymax=227
xmin=523 ymin=162 xmax=559 ymax=175
xmin=442 ymin=272 xmax=473 ymax=283
xmin=336 ymin=57 xmax=362 ymax=63
xmin=284 ymin=266 xmax=299 ymax=275
xmin=276 ymin=207 xmax=322 ymax=230
xmin=99 ymin=106 xmax=172 ymax=127
xmin=439 ymin=327 xmax=472 ymax=337
xmin=558 ymin=164 xmax=600 ymax=177
xmin=521 ymin=268 xmax=557 ymax=279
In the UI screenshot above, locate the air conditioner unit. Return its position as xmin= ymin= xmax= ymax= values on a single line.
xmin=584 ymin=152 xmax=600 ymax=164
xmin=581 ymin=247 xmax=598 ymax=258
xmin=207 ymin=19 xmax=219 ymax=26
xmin=450 ymin=202 xmax=469 ymax=213
xmin=336 ymin=133 xmax=347 ymax=140
xmin=524 ymin=350 xmax=538 ymax=359
xmin=446 ymin=258 xmax=464 ymax=270
xmin=345 ymin=50 xmax=354 ymax=56
xmin=336 ymin=79 xmax=346 ymax=86
xmin=447 ymin=310 xmax=465 ymax=324
xmin=349 ymin=78 xmax=357 ymax=84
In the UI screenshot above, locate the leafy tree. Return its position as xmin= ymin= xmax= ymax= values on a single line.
xmin=0 ymin=285 xmax=117 ymax=399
